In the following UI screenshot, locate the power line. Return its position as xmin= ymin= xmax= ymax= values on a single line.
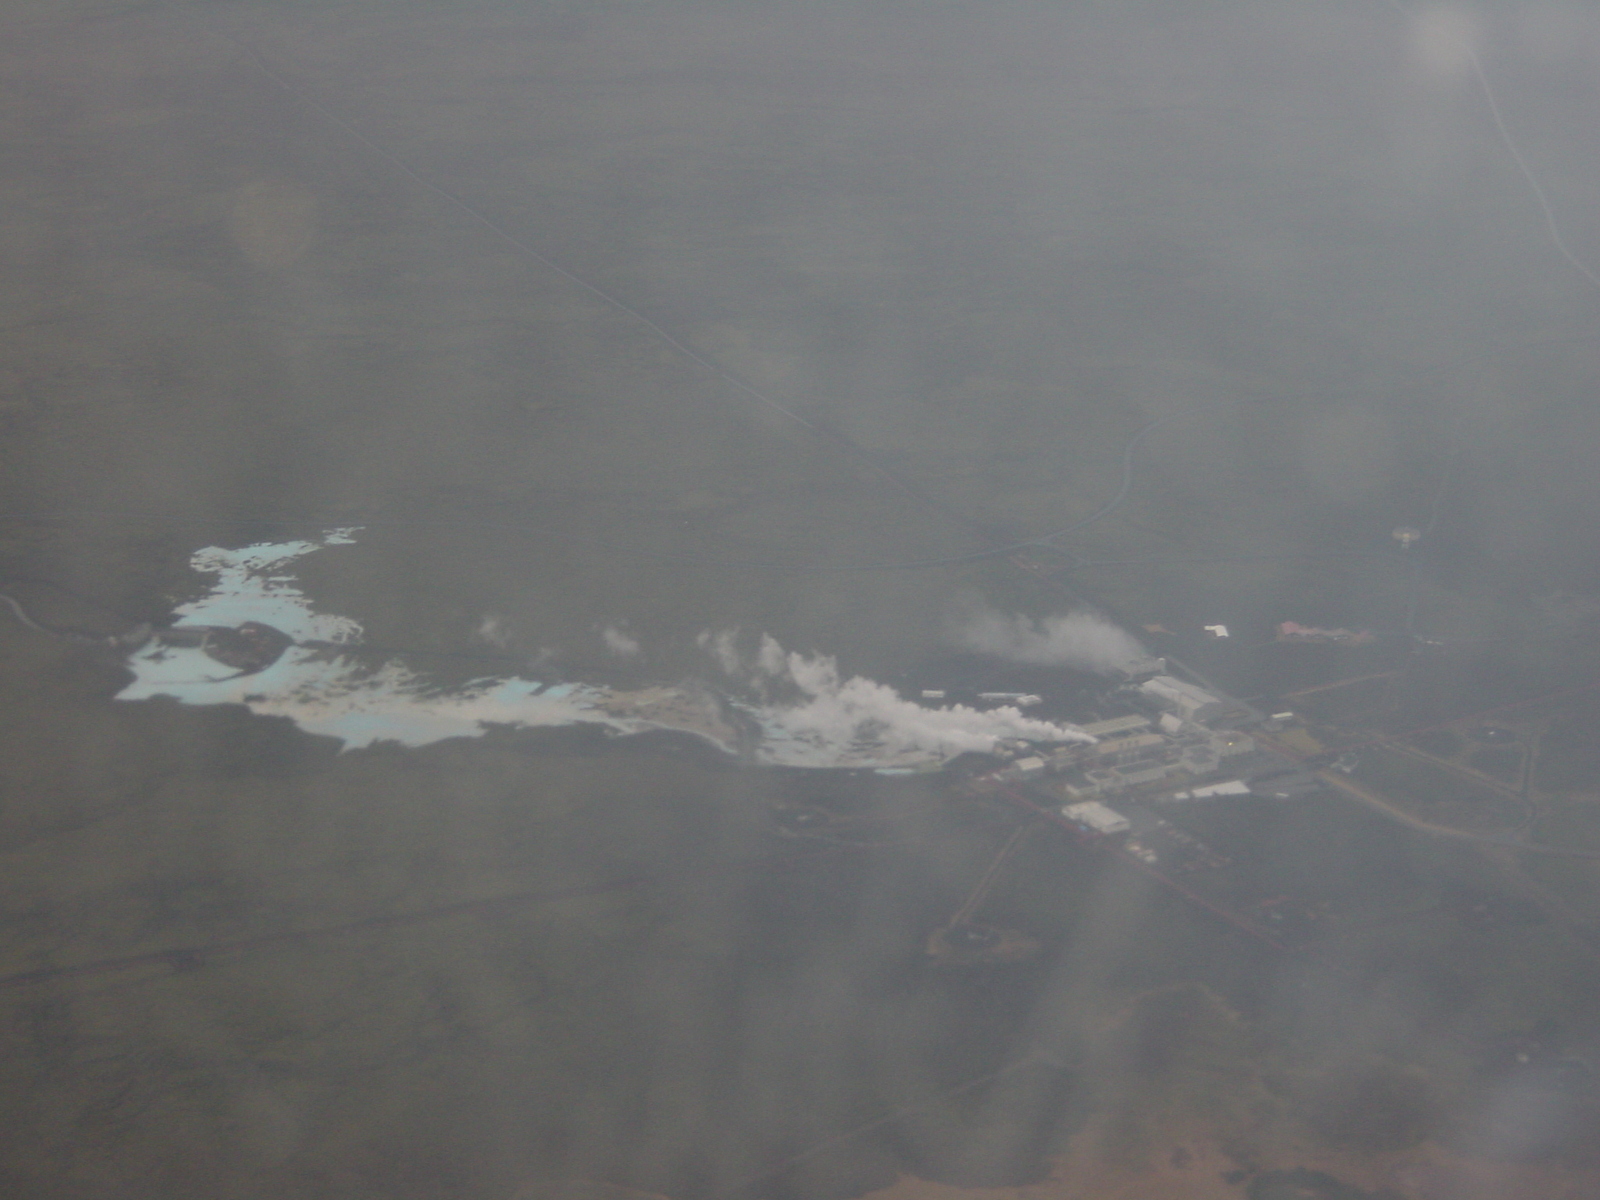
xmin=1378 ymin=0 xmax=1600 ymax=295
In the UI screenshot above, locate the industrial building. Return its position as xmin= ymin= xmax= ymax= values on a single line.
xmin=1093 ymin=731 xmax=1168 ymax=763
xmin=1114 ymin=656 xmax=1168 ymax=683
xmin=1079 ymin=714 xmax=1152 ymax=738
xmin=979 ymin=648 xmax=1312 ymax=867
xmin=1139 ymin=674 xmax=1247 ymax=725
xmin=1061 ymin=800 xmax=1131 ymax=835
xmin=1168 ymin=779 xmax=1250 ymax=801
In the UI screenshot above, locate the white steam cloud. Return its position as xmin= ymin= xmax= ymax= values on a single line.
xmin=951 ymin=605 xmax=1147 ymax=675
xmin=601 ymin=625 xmax=641 ymax=657
xmin=701 ymin=630 xmax=1092 ymax=769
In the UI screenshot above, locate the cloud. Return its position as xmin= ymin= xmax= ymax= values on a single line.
xmin=950 ymin=605 xmax=1147 ymax=675
xmin=697 ymin=629 xmax=742 ymax=676
xmin=602 ymin=625 xmax=641 ymax=658
xmin=698 ymin=630 xmax=1093 ymax=768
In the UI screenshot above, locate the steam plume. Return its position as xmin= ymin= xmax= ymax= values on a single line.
xmin=951 ymin=605 xmax=1147 ymax=675
xmin=699 ymin=630 xmax=1092 ymax=767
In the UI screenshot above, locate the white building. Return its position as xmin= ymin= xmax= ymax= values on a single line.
xmin=1140 ymin=675 xmax=1231 ymax=724
xmin=1062 ymin=800 xmax=1131 ymax=835
xmin=1168 ymin=779 xmax=1251 ymax=801
xmin=1005 ymin=756 xmax=1047 ymax=780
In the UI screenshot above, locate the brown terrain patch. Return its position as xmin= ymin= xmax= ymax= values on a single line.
xmin=859 ymin=1132 xmax=1600 ymax=1200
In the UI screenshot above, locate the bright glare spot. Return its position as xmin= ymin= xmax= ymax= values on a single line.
xmin=1412 ymin=5 xmax=1480 ymax=80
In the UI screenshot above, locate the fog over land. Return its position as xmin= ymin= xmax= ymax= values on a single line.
xmin=2 ymin=2 xmax=1600 ymax=1199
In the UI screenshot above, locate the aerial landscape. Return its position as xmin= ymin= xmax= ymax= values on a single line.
xmin=2 ymin=2 xmax=1600 ymax=1199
